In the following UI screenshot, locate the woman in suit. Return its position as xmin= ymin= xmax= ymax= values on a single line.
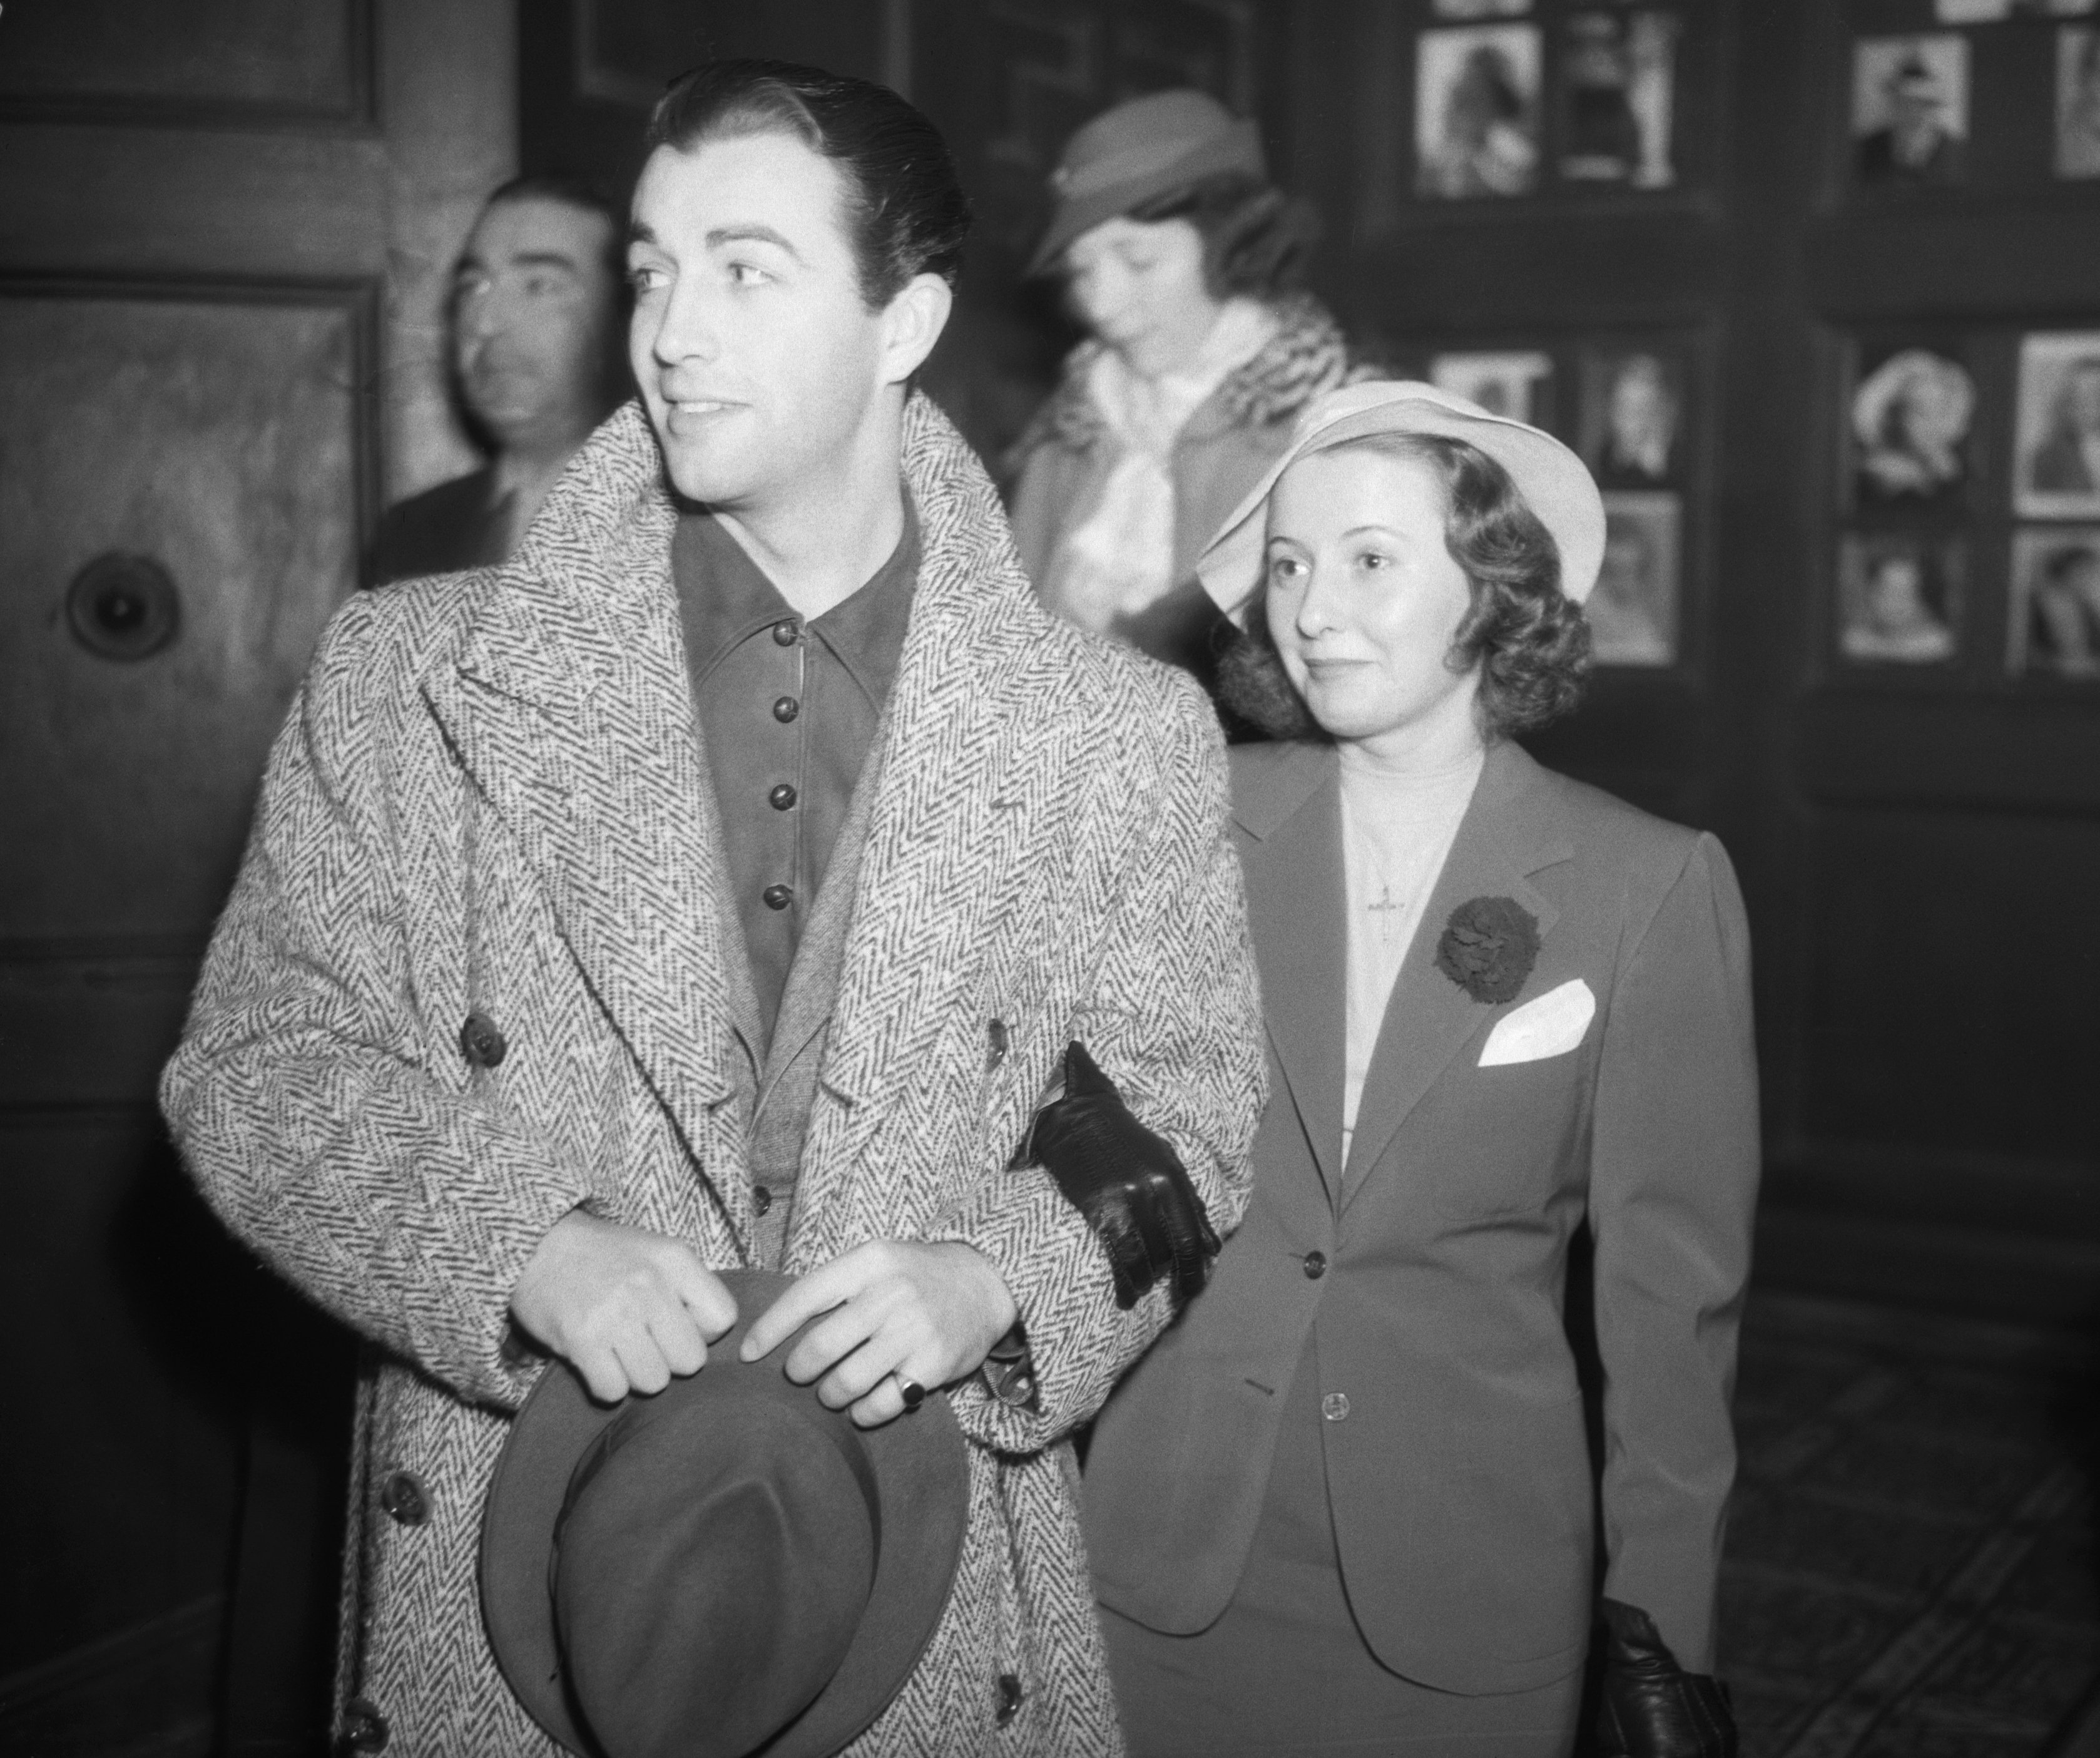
xmin=1083 ymin=382 xmax=1758 ymax=1758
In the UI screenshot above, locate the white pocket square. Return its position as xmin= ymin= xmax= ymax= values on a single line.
xmin=1478 ymin=978 xmax=1596 ymax=1067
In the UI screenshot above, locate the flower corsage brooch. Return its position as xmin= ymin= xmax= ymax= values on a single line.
xmin=1434 ymin=896 xmax=1541 ymax=1005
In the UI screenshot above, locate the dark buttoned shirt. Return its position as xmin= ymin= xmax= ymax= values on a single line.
xmin=671 ymin=503 xmax=918 ymax=1050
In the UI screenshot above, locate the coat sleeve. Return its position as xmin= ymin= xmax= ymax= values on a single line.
xmin=932 ymin=678 xmax=1267 ymax=1454
xmin=1588 ymin=830 xmax=1761 ymax=1672
xmin=159 ymin=599 xmax=594 ymax=1411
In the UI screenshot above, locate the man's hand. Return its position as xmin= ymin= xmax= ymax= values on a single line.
xmin=509 ymin=1210 xmax=737 ymax=1404
xmin=739 ymin=1241 xmax=1018 ymax=1428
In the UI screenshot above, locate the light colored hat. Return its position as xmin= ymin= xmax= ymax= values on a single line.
xmin=1195 ymin=379 xmax=1608 ymax=616
xmin=1027 ymin=88 xmax=1267 ymax=277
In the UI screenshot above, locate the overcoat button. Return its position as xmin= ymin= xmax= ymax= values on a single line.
xmin=769 ymin=783 xmax=797 ymax=810
xmin=771 ymin=619 xmax=799 ymax=646
xmin=377 ymin=1469 xmax=429 ymax=1527
xmin=987 ymin=1019 xmax=1008 ymax=1068
xmin=339 ymin=1697 xmax=389 ymax=1752
xmin=995 ymin=1672 xmax=1024 ymax=1725
xmin=459 ymin=1011 xmax=506 ymax=1068
xmin=1322 ymin=1391 xmax=1350 ymax=1422
xmin=772 ymin=695 xmax=799 ymax=722
xmin=753 ymin=1185 xmax=773 ymax=1215
xmin=1303 ymin=1250 xmax=1327 ymax=1279
xmin=763 ymin=883 xmax=793 ymax=911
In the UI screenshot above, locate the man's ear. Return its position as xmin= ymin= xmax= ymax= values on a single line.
xmin=878 ymin=272 xmax=954 ymax=387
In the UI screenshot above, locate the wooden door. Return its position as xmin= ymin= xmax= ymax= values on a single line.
xmin=0 ymin=2 xmax=511 ymax=1747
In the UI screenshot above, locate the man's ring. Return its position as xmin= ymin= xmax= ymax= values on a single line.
xmin=893 ymin=1374 xmax=927 ymax=1413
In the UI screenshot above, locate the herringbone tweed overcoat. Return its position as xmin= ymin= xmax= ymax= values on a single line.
xmin=161 ymin=394 xmax=1266 ymax=1756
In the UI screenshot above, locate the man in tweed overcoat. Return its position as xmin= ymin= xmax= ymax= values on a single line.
xmin=162 ymin=63 xmax=1263 ymax=1757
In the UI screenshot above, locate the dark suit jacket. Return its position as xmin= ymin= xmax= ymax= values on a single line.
xmin=366 ymin=466 xmax=506 ymax=586
xmin=1084 ymin=738 xmax=1759 ymax=1695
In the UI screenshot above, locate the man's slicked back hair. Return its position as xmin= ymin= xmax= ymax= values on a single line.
xmin=645 ymin=59 xmax=971 ymax=309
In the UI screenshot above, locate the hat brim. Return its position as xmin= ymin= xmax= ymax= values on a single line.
xmin=1193 ymin=379 xmax=1608 ymax=616
xmin=481 ymin=1268 xmax=970 ymax=1758
xmin=1025 ymin=117 xmax=1266 ymax=277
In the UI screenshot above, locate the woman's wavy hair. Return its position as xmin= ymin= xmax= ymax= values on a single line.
xmin=1218 ymin=431 xmax=1592 ymax=742
xmin=1124 ymin=171 xmax=1321 ymax=302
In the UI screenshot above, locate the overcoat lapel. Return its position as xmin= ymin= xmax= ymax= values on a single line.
xmin=1340 ymin=741 xmax=1567 ymax=1211
xmin=1233 ymin=745 xmax=1347 ymax=1201
xmin=422 ymin=406 xmax=748 ymax=1209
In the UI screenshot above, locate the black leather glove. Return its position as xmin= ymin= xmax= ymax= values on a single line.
xmin=1018 ymin=1041 xmax=1221 ymax=1309
xmin=1595 ymin=1598 xmax=1738 ymax=1758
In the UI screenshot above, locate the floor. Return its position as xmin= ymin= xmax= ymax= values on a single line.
xmin=1721 ymin=1292 xmax=2100 ymax=1758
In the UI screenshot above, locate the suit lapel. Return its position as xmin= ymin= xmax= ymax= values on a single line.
xmin=422 ymin=406 xmax=748 ymax=1187
xmin=1340 ymin=741 xmax=1567 ymax=1211
xmin=1234 ymin=745 xmax=1347 ymax=1202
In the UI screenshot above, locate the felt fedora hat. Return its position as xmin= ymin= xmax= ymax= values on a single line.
xmin=1194 ymin=378 xmax=1608 ymax=616
xmin=1026 ymin=88 xmax=1266 ymax=276
xmin=481 ymin=1268 xmax=969 ymax=1758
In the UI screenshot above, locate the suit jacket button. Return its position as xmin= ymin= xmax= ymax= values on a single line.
xmin=769 ymin=782 xmax=797 ymax=810
xmin=763 ymin=883 xmax=794 ymax=911
xmin=772 ymin=619 xmax=799 ymax=646
xmin=995 ymin=1672 xmax=1023 ymax=1725
xmin=377 ymin=1469 xmax=429 ymax=1527
xmin=1303 ymin=1250 xmax=1327 ymax=1279
xmin=987 ymin=1018 xmax=1008 ymax=1068
xmin=772 ymin=694 xmax=800 ymax=722
xmin=459 ymin=1011 xmax=506 ymax=1068
xmin=1322 ymin=1391 xmax=1350 ymax=1422
xmin=340 ymin=1697 xmax=389 ymax=1751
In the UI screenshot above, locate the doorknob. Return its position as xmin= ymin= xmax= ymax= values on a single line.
xmin=66 ymin=552 xmax=180 ymax=660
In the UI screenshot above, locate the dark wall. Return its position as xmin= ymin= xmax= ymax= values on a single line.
xmin=523 ymin=0 xmax=2100 ymax=1326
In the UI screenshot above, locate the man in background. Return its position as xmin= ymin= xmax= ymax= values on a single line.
xmin=369 ymin=175 xmax=628 ymax=584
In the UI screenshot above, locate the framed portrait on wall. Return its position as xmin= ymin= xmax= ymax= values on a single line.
xmin=1591 ymin=493 xmax=1680 ymax=667
xmin=1852 ymin=36 xmax=1969 ymax=186
xmin=1429 ymin=349 xmax=1554 ymax=426
xmin=1581 ymin=345 xmax=1685 ymax=486
xmin=2008 ymin=526 xmax=2100 ymax=677
xmin=1559 ymin=11 xmax=1678 ymax=188
xmin=1415 ymin=25 xmax=1542 ymax=198
xmin=2014 ymin=332 xmax=2100 ymax=516
xmin=1850 ymin=344 xmax=1974 ymax=508
xmin=1837 ymin=531 xmax=1963 ymax=665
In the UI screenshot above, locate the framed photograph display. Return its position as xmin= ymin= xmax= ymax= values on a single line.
xmin=1591 ymin=493 xmax=1681 ymax=667
xmin=1581 ymin=345 xmax=1686 ymax=486
xmin=1415 ymin=24 xmax=1543 ymax=198
xmin=1559 ymin=11 xmax=1679 ymax=188
xmin=2014 ymin=332 xmax=2100 ymax=515
xmin=1852 ymin=36 xmax=1969 ymax=186
xmin=2009 ymin=525 xmax=2100 ymax=676
xmin=1429 ymin=349 xmax=1554 ymax=424
xmin=1850 ymin=342 xmax=1975 ymax=508
xmin=1837 ymin=531 xmax=1964 ymax=665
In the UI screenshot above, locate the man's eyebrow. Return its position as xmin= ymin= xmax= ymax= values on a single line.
xmin=507 ymin=250 xmax=582 ymax=272
xmin=626 ymin=219 xmax=659 ymax=250
xmin=705 ymin=223 xmax=804 ymax=262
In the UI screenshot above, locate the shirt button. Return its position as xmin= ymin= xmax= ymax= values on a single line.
xmin=772 ymin=695 xmax=799 ymax=723
xmin=377 ymin=1469 xmax=429 ymax=1527
xmin=763 ymin=883 xmax=793 ymax=911
xmin=772 ymin=619 xmax=799 ymax=646
xmin=1303 ymin=1250 xmax=1327 ymax=1279
xmin=753 ymin=1185 xmax=773 ymax=1215
xmin=769 ymin=783 xmax=797 ymax=810
xmin=1322 ymin=1391 xmax=1350 ymax=1422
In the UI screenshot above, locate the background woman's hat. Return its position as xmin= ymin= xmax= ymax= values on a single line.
xmin=1194 ymin=379 xmax=1608 ymax=616
xmin=1026 ymin=88 xmax=1266 ymax=276
xmin=481 ymin=1268 xmax=969 ymax=1758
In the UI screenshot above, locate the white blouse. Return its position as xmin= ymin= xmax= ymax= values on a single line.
xmin=1338 ymin=744 xmax=1485 ymax=1164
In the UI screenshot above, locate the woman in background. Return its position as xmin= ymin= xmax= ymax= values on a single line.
xmin=1006 ymin=88 xmax=1355 ymax=697
xmin=1084 ymin=382 xmax=1758 ymax=1758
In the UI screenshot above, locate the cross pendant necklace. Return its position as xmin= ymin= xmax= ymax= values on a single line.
xmin=1366 ymin=885 xmax=1406 ymax=946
